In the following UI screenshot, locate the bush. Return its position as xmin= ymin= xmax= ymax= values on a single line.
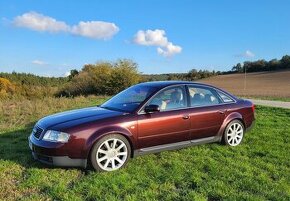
xmin=0 ymin=78 xmax=16 ymax=98
xmin=57 ymin=59 xmax=141 ymax=96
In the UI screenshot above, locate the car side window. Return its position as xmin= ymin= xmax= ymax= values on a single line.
xmin=148 ymin=86 xmax=187 ymax=111
xmin=217 ymin=91 xmax=235 ymax=103
xmin=188 ymin=86 xmax=221 ymax=106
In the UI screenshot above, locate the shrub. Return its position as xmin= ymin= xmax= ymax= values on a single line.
xmin=57 ymin=59 xmax=141 ymax=96
xmin=0 ymin=78 xmax=16 ymax=98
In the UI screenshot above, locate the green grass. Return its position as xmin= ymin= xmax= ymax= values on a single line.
xmin=0 ymin=97 xmax=289 ymax=200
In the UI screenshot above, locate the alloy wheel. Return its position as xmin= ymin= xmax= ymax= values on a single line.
xmin=96 ymin=138 xmax=128 ymax=171
xmin=226 ymin=122 xmax=244 ymax=146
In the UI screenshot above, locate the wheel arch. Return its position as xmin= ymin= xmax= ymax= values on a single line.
xmin=217 ymin=112 xmax=245 ymax=139
xmin=85 ymin=126 xmax=135 ymax=160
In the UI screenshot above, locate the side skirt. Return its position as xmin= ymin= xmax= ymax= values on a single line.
xmin=134 ymin=136 xmax=221 ymax=156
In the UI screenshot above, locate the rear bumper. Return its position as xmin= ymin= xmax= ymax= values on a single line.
xmin=28 ymin=135 xmax=87 ymax=168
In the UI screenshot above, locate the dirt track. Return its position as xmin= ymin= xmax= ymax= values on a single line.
xmin=248 ymin=99 xmax=290 ymax=109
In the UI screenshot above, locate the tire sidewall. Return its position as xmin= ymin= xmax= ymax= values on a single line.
xmin=90 ymin=134 xmax=131 ymax=172
xmin=223 ymin=120 xmax=245 ymax=146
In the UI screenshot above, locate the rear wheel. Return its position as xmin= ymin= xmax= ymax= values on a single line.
xmin=90 ymin=134 xmax=131 ymax=172
xmin=223 ymin=120 xmax=244 ymax=146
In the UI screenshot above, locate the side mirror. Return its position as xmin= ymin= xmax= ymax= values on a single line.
xmin=144 ymin=104 xmax=160 ymax=113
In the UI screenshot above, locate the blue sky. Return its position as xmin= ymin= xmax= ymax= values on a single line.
xmin=0 ymin=0 xmax=290 ymax=77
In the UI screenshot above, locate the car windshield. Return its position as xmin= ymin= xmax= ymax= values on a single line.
xmin=100 ymin=85 xmax=158 ymax=112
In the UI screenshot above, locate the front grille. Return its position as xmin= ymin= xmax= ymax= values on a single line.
xmin=32 ymin=125 xmax=43 ymax=139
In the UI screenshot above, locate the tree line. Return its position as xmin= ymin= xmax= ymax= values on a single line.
xmin=142 ymin=69 xmax=220 ymax=82
xmin=1 ymin=55 xmax=289 ymax=98
xmin=231 ymin=55 xmax=290 ymax=73
xmin=0 ymin=72 xmax=68 ymax=99
xmin=57 ymin=59 xmax=218 ymax=97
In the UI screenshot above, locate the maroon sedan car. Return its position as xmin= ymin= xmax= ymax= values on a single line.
xmin=28 ymin=81 xmax=255 ymax=171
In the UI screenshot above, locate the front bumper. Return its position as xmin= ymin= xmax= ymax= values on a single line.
xmin=28 ymin=135 xmax=87 ymax=168
xmin=31 ymin=151 xmax=87 ymax=168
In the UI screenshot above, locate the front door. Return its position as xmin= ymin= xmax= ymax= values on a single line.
xmin=137 ymin=85 xmax=190 ymax=149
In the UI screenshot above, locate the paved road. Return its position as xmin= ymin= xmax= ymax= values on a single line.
xmin=248 ymin=99 xmax=290 ymax=109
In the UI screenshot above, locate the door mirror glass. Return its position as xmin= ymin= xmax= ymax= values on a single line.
xmin=144 ymin=104 xmax=160 ymax=113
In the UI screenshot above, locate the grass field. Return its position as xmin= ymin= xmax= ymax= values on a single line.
xmin=0 ymin=96 xmax=290 ymax=200
xmin=201 ymin=70 xmax=290 ymax=99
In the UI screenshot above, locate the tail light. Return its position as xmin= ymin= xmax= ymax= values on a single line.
xmin=251 ymin=104 xmax=255 ymax=113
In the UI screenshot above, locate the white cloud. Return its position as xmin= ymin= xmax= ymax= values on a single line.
xmin=64 ymin=71 xmax=71 ymax=77
xmin=13 ymin=11 xmax=69 ymax=33
xmin=133 ymin=29 xmax=182 ymax=57
xmin=236 ymin=50 xmax=255 ymax=58
xmin=71 ymin=21 xmax=119 ymax=39
xmin=157 ymin=42 xmax=182 ymax=57
xmin=134 ymin=29 xmax=168 ymax=46
xmin=32 ymin=60 xmax=47 ymax=65
xmin=244 ymin=50 xmax=255 ymax=58
xmin=12 ymin=12 xmax=119 ymax=40
xmin=61 ymin=63 xmax=69 ymax=67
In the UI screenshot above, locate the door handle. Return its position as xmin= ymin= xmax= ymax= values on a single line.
xmin=182 ymin=115 xmax=190 ymax=120
xmin=218 ymin=110 xmax=226 ymax=114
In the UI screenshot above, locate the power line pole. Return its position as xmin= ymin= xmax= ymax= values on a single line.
xmin=244 ymin=64 xmax=247 ymax=95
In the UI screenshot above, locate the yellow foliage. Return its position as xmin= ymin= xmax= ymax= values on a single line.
xmin=0 ymin=77 xmax=16 ymax=98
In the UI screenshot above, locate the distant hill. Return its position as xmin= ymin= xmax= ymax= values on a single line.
xmin=200 ymin=70 xmax=290 ymax=98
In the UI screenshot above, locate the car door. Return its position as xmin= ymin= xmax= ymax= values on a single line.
xmin=137 ymin=85 xmax=191 ymax=149
xmin=186 ymin=85 xmax=227 ymax=140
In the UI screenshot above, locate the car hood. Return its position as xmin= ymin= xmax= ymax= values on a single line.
xmin=37 ymin=106 xmax=124 ymax=129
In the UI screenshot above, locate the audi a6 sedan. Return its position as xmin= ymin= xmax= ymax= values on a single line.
xmin=28 ymin=81 xmax=255 ymax=171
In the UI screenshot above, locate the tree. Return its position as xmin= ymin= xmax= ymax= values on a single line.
xmin=109 ymin=59 xmax=140 ymax=94
xmin=281 ymin=55 xmax=290 ymax=69
xmin=268 ymin=59 xmax=280 ymax=70
xmin=168 ymin=74 xmax=179 ymax=80
xmin=232 ymin=63 xmax=243 ymax=72
xmin=68 ymin=69 xmax=79 ymax=81
xmin=230 ymin=55 xmax=290 ymax=73
xmin=186 ymin=69 xmax=199 ymax=80
xmin=57 ymin=59 xmax=141 ymax=96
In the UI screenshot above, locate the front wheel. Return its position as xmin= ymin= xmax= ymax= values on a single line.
xmin=223 ymin=120 xmax=244 ymax=146
xmin=90 ymin=134 xmax=131 ymax=172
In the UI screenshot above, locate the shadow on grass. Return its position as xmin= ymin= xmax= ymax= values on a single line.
xmin=0 ymin=124 xmax=91 ymax=172
xmin=0 ymin=125 xmax=40 ymax=167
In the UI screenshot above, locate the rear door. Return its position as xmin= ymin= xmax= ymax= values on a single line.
xmin=137 ymin=85 xmax=191 ymax=148
xmin=186 ymin=85 xmax=226 ymax=140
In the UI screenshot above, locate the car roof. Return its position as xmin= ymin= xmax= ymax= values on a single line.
xmin=137 ymin=81 xmax=238 ymax=101
xmin=137 ymin=81 xmax=216 ymax=89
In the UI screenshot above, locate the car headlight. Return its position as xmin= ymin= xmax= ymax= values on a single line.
xmin=42 ymin=130 xmax=70 ymax=143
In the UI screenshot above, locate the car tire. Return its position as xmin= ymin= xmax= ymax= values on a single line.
xmin=90 ymin=134 xmax=131 ymax=172
xmin=223 ymin=120 xmax=244 ymax=146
